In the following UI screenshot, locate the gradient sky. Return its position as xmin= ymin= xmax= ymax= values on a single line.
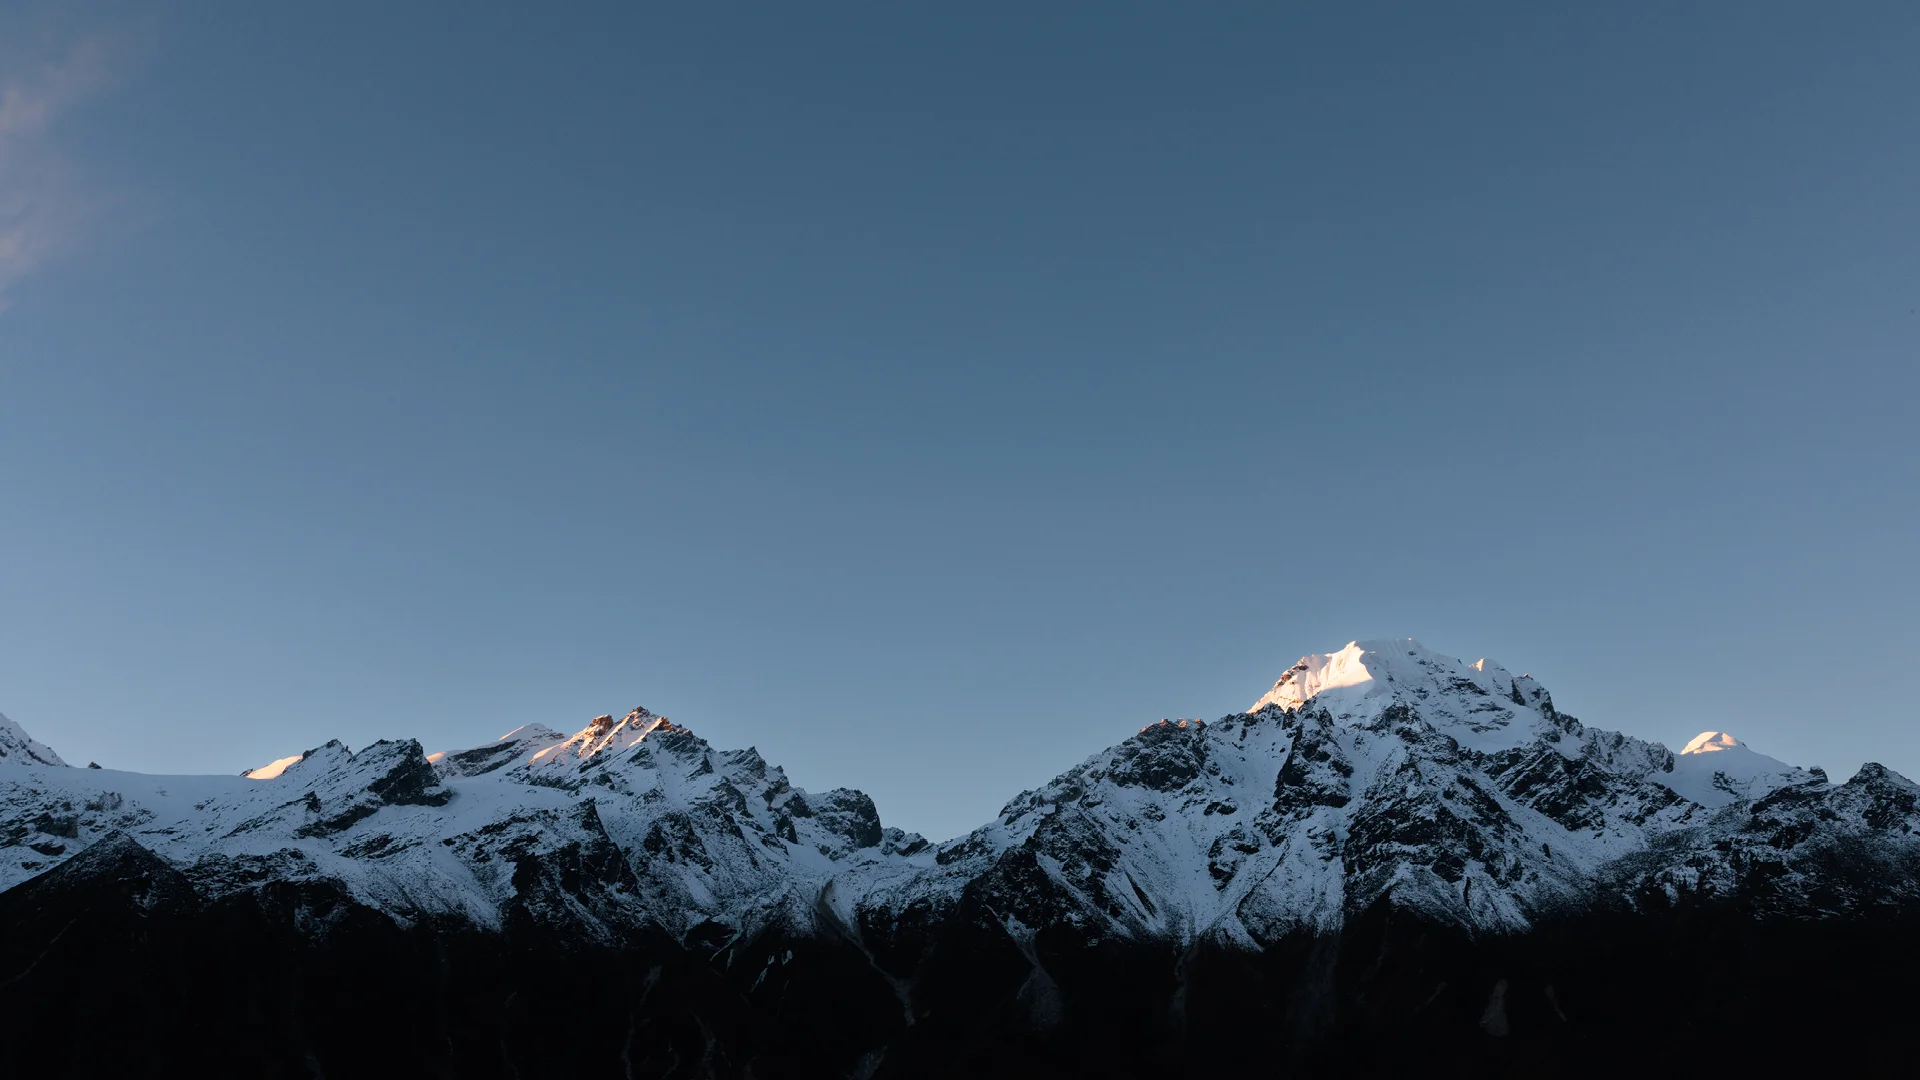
xmin=1 ymin=3 xmax=1916 ymax=841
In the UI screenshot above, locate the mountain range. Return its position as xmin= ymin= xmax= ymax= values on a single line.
xmin=4 ymin=639 xmax=1917 ymax=1077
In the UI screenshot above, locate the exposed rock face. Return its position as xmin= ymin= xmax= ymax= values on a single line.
xmin=3 ymin=639 xmax=1919 ymax=1075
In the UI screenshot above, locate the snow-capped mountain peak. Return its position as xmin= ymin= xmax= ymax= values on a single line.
xmin=1681 ymin=731 xmax=1742 ymax=755
xmin=1250 ymin=639 xmax=1558 ymax=754
xmin=1660 ymin=730 xmax=1815 ymax=808
xmin=1252 ymin=639 xmax=1533 ymax=711
xmin=526 ymin=706 xmax=676 ymax=769
xmin=1251 ymin=639 xmax=1380 ymax=711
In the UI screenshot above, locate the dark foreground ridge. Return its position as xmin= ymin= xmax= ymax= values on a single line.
xmin=3 ymin=640 xmax=1919 ymax=1076
xmin=4 ymin=849 xmax=1915 ymax=1078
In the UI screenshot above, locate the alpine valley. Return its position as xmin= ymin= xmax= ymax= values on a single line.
xmin=3 ymin=640 xmax=1917 ymax=1077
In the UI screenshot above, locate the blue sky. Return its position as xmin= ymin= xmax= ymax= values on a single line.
xmin=1 ymin=3 xmax=1915 ymax=841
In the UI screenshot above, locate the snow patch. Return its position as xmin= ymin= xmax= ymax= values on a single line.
xmin=244 ymin=754 xmax=304 ymax=780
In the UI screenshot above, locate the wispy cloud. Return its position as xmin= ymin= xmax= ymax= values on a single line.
xmin=0 ymin=29 xmax=134 ymax=309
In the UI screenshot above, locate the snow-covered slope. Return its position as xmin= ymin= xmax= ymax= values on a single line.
xmin=4 ymin=640 xmax=1918 ymax=951
xmin=0 ymin=712 xmax=66 ymax=767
